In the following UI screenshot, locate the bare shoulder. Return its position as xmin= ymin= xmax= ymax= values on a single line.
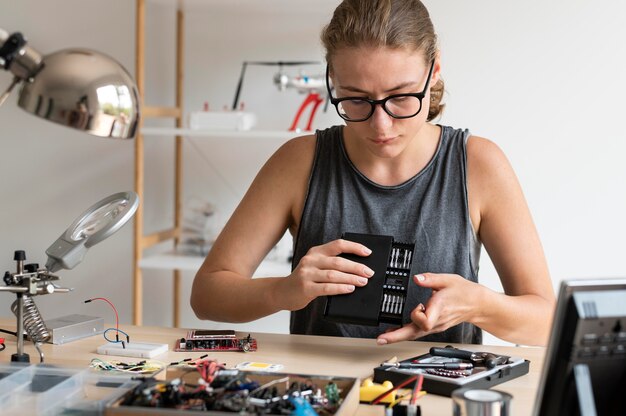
xmin=466 ymin=135 xmax=524 ymax=219
xmin=250 ymin=133 xmax=317 ymax=227
xmin=268 ymin=133 xmax=316 ymax=169
xmin=466 ymin=135 xmax=511 ymax=174
xmin=258 ymin=133 xmax=316 ymax=187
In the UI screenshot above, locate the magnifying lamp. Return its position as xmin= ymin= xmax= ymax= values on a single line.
xmin=1 ymin=191 xmax=139 ymax=363
xmin=0 ymin=26 xmax=140 ymax=362
xmin=0 ymin=28 xmax=140 ymax=139
xmin=45 ymin=191 xmax=140 ymax=273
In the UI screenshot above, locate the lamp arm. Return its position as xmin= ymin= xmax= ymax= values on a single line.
xmin=0 ymin=76 xmax=19 ymax=107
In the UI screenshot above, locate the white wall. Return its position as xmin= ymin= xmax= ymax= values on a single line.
xmin=1 ymin=1 xmax=625 ymax=345
xmin=0 ymin=0 xmax=138 ymax=325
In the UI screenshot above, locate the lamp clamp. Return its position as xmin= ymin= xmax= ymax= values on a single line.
xmin=0 ymin=32 xmax=26 ymax=70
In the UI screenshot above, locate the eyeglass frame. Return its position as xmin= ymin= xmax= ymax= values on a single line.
xmin=325 ymin=59 xmax=435 ymax=122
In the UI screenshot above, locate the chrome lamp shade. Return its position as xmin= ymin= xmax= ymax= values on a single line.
xmin=0 ymin=29 xmax=140 ymax=139
xmin=18 ymin=49 xmax=140 ymax=139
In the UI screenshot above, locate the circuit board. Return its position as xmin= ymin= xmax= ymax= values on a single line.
xmin=175 ymin=330 xmax=258 ymax=352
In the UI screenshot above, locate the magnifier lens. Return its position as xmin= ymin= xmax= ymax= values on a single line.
xmin=70 ymin=199 xmax=130 ymax=241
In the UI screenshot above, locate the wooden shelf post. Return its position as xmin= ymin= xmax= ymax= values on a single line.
xmin=134 ymin=0 xmax=185 ymax=327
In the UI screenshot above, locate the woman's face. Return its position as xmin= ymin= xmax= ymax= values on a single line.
xmin=329 ymin=46 xmax=439 ymax=159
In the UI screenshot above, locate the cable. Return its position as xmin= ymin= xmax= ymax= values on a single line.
xmin=103 ymin=328 xmax=130 ymax=345
xmin=168 ymin=354 xmax=209 ymax=366
xmin=370 ymin=375 xmax=419 ymax=405
xmin=410 ymin=374 xmax=424 ymax=405
xmin=90 ymin=358 xmax=165 ymax=374
xmin=85 ymin=297 xmax=129 ymax=347
xmin=0 ymin=328 xmax=17 ymax=337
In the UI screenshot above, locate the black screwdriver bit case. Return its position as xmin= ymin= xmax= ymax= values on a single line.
xmin=324 ymin=232 xmax=415 ymax=326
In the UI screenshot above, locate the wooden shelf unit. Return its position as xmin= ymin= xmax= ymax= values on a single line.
xmin=133 ymin=1 xmax=295 ymax=328
xmin=134 ymin=0 xmax=186 ymax=326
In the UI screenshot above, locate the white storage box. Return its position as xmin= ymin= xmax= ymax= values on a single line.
xmin=188 ymin=111 xmax=257 ymax=131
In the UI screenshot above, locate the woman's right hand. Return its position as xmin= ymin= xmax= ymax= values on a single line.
xmin=276 ymin=239 xmax=374 ymax=311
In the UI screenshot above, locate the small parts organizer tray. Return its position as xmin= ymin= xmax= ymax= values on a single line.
xmin=324 ymin=232 xmax=416 ymax=326
xmin=107 ymin=368 xmax=360 ymax=415
xmin=0 ymin=363 xmax=139 ymax=415
xmin=373 ymin=352 xmax=530 ymax=397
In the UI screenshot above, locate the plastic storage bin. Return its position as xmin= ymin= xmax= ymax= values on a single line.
xmin=0 ymin=364 xmax=141 ymax=416
xmin=0 ymin=362 xmax=31 ymax=407
xmin=59 ymin=372 xmax=142 ymax=416
xmin=0 ymin=364 xmax=84 ymax=415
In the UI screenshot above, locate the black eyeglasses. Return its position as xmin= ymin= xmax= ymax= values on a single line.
xmin=326 ymin=60 xmax=435 ymax=122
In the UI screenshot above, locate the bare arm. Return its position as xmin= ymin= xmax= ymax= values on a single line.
xmin=466 ymin=136 xmax=555 ymax=344
xmin=378 ymin=136 xmax=555 ymax=346
xmin=190 ymin=135 xmax=373 ymax=322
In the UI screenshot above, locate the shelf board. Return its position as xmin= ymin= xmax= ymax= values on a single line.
xmin=140 ymin=127 xmax=304 ymax=139
xmin=139 ymin=252 xmax=292 ymax=277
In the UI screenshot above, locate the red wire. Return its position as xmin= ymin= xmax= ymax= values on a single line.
xmin=88 ymin=297 xmax=119 ymax=334
xmin=371 ymin=375 xmax=419 ymax=405
xmin=410 ymin=374 xmax=424 ymax=405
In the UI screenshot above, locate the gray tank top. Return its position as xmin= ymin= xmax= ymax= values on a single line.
xmin=290 ymin=125 xmax=482 ymax=344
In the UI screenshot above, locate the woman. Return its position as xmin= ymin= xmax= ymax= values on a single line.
xmin=191 ymin=0 xmax=555 ymax=346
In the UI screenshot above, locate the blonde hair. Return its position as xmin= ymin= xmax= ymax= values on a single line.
xmin=321 ymin=0 xmax=445 ymax=121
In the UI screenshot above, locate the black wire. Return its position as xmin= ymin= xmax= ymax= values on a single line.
xmin=0 ymin=328 xmax=17 ymax=337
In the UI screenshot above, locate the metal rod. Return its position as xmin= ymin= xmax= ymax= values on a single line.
xmin=16 ymin=294 xmax=24 ymax=356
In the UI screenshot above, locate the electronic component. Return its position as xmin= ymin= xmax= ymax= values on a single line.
xmin=111 ymin=368 xmax=356 ymax=414
xmin=235 ymin=361 xmax=284 ymax=372
xmin=44 ymin=314 xmax=104 ymax=345
xmin=97 ymin=342 xmax=168 ymax=358
xmin=175 ymin=330 xmax=258 ymax=352
xmin=89 ymin=358 xmax=165 ymax=375
xmin=324 ymin=232 xmax=415 ymax=326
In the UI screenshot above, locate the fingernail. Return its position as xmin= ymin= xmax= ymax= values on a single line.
xmin=364 ymin=267 xmax=375 ymax=277
xmin=363 ymin=246 xmax=372 ymax=255
xmin=416 ymin=274 xmax=426 ymax=282
xmin=377 ymin=338 xmax=388 ymax=345
xmin=347 ymin=285 xmax=355 ymax=292
xmin=358 ymin=277 xmax=368 ymax=285
xmin=417 ymin=303 xmax=426 ymax=312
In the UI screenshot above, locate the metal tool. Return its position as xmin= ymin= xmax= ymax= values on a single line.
xmin=429 ymin=347 xmax=510 ymax=369
xmin=381 ymin=361 xmax=474 ymax=370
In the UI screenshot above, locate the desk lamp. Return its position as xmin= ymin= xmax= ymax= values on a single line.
xmin=0 ymin=28 xmax=141 ymax=362
xmin=0 ymin=28 xmax=139 ymax=138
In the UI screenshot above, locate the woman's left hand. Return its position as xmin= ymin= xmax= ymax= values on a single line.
xmin=376 ymin=272 xmax=484 ymax=345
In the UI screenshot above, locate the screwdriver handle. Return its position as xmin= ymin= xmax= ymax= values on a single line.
xmin=429 ymin=347 xmax=475 ymax=361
